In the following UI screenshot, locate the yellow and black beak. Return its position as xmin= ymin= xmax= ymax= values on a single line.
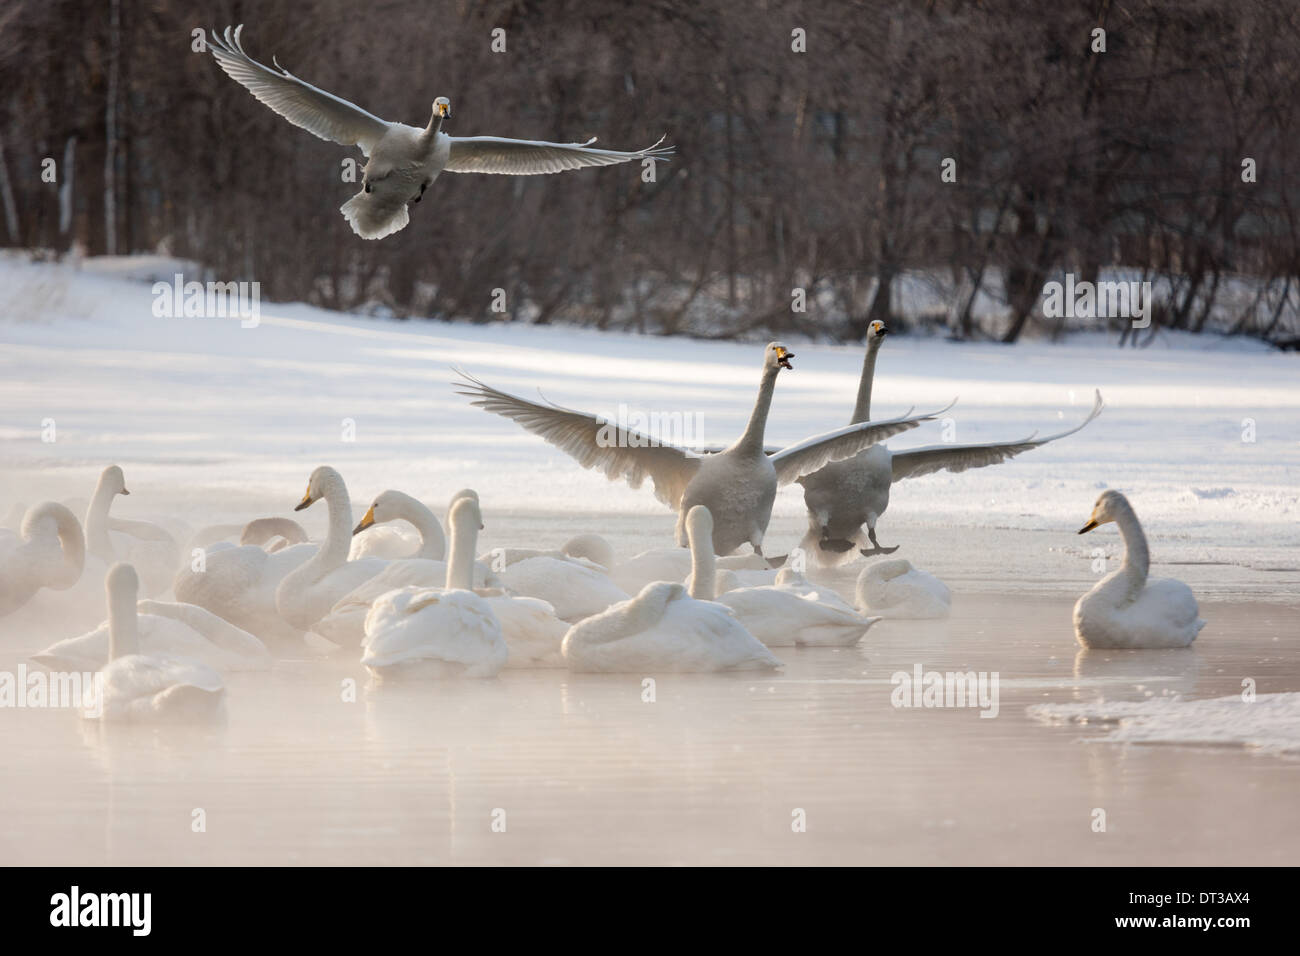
xmin=776 ymin=347 xmax=794 ymax=370
xmin=294 ymin=490 xmax=315 ymax=512
xmin=1077 ymin=519 xmax=1099 ymax=535
xmin=438 ymin=101 xmax=450 ymax=117
xmin=353 ymin=506 xmax=376 ymax=535
xmin=120 ymin=487 xmax=131 ymax=496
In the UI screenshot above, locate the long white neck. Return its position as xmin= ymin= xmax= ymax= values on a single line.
xmin=687 ymin=520 xmax=717 ymax=599
xmin=394 ymin=493 xmax=446 ymax=560
xmin=851 ymin=342 xmax=882 ymax=424
xmin=85 ymin=476 xmax=117 ymax=559
xmin=107 ymin=579 xmax=138 ymax=660
xmin=25 ymin=503 xmax=86 ymax=588
xmin=445 ymin=512 xmax=478 ymax=591
xmin=1112 ymin=500 xmax=1150 ymax=601
xmin=734 ymin=363 xmax=780 ymax=455
xmin=296 ymin=480 xmax=354 ymax=584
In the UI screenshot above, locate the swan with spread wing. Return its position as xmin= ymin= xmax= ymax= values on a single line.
xmin=455 ymin=343 xmax=951 ymax=557
xmin=206 ymin=25 xmax=673 ymax=239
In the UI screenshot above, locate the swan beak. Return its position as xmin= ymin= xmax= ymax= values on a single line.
xmin=294 ymin=491 xmax=315 ymax=512
xmin=438 ymin=102 xmax=450 ymax=117
xmin=120 ymin=488 xmax=131 ymax=496
xmin=353 ymin=506 xmax=376 ymax=535
xmin=1077 ymin=519 xmax=1099 ymax=534
xmin=878 ymin=324 xmax=890 ymax=335
xmin=776 ymin=347 xmax=794 ymax=370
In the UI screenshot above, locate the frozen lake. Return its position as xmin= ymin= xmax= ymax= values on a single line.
xmin=1 ymin=255 xmax=1297 ymax=865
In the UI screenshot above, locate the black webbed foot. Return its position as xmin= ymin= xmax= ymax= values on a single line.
xmin=818 ymin=537 xmax=857 ymax=553
xmin=859 ymin=544 xmax=901 ymax=557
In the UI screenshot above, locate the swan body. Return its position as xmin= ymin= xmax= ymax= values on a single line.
xmin=33 ymin=597 xmax=270 ymax=672
xmin=483 ymin=532 xmax=617 ymax=573
xmin=615 ymin=548 xmax=768 ymax=595
xmin=482 ymin=592 xmax=568 ymax=667
xmin=497 ymin=555 xmax=628 ymax=622
xmin=855 ymin=558 xmax=951 ymax=619
xmin=348 ymin=489 xmax=450 ymax=561
xmin=457 ymin=343 xmax=946 ymax=558
xmin=360 ymin=497 xmax=507 ymax=677
xmin=88 ymin=564 xmax=225 ymax=723
xmin=686 ymin=509 xmax=879 ymax=646
xmin=84 ymin=466 xmax=179 ymax=596
xmin=173 ymin=541 xmax=314 ymax=644
xmin=207 ymin=25 xmax=673 ymax=240
xmin=0 ymin=502 xmax=85 ymax=616
xmin=562 ymin=506 xmax=780 ymax=673
xmin=1074 ymin=491 xmax=1204 ymax=648
xmin=795 ymin=321 xmax=1104 ymax=565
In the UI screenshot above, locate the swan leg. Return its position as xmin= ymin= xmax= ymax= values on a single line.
xmin=859 ymin=526 xmax=900 ymax=557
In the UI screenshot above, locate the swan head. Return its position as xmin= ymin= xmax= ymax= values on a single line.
xmin=1078 ymin=490 xmax=1130 ymax=534
xmin=295 ymin=465 xmax=344 ymax=512
xmin=685 ymin=505 xmax=714 ymax=543
xmin=765 ymin=342 xmax=794 ymax=371
xmin=105 ymin=561 xmax=139 ymax=601
xmin=98 ymin=464 xmax=130 ymax=496
xmin=353 ymin=490 xmax=412 ymax=535
xmin=867 ymin=319 xmax=890 ymax=345
xmin=448 ymin=494 xmax=484 ymax=532
xmin=433 ymin=96 xmax=451 ymax=119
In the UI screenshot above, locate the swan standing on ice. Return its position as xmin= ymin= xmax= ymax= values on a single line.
xmin=87 ymin=564 xmax=226 ymax=723
xmin=458 ymin=343 xmax=949 ymax=557
xmin=683 ymin=507 xmax=880 ymax=646
xmin=360 ymin=497 xmax=508 ymax=678
xmin=84 ymin=466 xmax=179 ymax=596
xmin=855 ymin=559 xmax=951 ymax=619
xmin=561 ymin=507 xmax=781 ymax=673
xmin=0 ymin=502 xmax=85 ymax=616
xmin=1074 ymin=491 xmax=1205 ymax=648
xmin=794 ymin=321 xmax=1103 ymax=564
xmin=206 ymin=25 xmax=673 ymax=240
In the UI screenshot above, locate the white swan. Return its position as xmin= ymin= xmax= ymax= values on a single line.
xmin=457 ymin=343 xmax=949 ymax=557
xmin=0 ymin=502 xmax=85 ymax=616
xmin=1074 ymin=491 xmax=1204 ymax=648
xmin=683 ymin=508 xmax=880 ymax=646
xmin=360 ymin=497 xmax=508 ymax=678
xmin=855 ymin=558 xmax=951 ymax=619
xmin=613 ymin=547 xmax=768 ymax=595
xmin=87 ymin=564 xmax=226 ymax=723
xmin=188 ymin=516 xmax=309 ymax=557
xmin=795 ymin=321 xmax=1104 ymax=564
xmin=561 ymin=510 xmax=782 ymax=673
xmin=275 ymin=466 xmax=389 ymax=631
xmin=33 ymin=593 xmax=271 ymax=672
xmin=207 ymin=25 xmax=673 ymax=240
xmin=349 ymin=489 xmax=455 ymax=561
xmin=482 ymin=531 xmax=617 ymax=572
xmin=496 ymin=556 xmax=628 ymax=623
xmin=84 ymin=465 xmax=179 ymax=596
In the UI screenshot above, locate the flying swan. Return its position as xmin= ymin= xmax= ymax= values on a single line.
xmin=1074 ymin=491 xmax=1205 ymax=648
xmin=456 ymin=343 xmax=951 ymax=557
xmin=206 ymin=25 xmax=674 ymax=239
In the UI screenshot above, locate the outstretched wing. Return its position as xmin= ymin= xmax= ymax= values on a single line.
xmin=207 ymin=24 xmax=390 ymax=155
xmin=891 ymin=390 xmax=1104 ymax=481
xmin=445 ymin=135 xmax=673 ymax=175
xmin=453 ymin=371 xmax=701 ymax=508
xmin=770 ymin=401 xmax=956 ymax=485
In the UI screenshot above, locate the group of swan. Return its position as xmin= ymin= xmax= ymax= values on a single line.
xmin=206 ymin=25 xmax=674 ymax=239
xmin=456 ymin=342 xmax=951 ymax=559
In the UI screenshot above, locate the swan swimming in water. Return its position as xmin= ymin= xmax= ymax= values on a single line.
xmin=0 ymin=502 xmax=85 ymax=617
xmin=792 ymin=321 xmax=1103 ymax=564
xmin=561 ymin=506 xmax=781 ymax=673
xmin=855 ymin=558 xmax=951 ymax=620
xmin=84 ymin=466 xmax=180 ymax=596
xmin=360 ymin=497 xmax=508 ymax=678
xmin=206 ymin=25 xmax=673 ymax=239
xmin=1074 ymin=491 xmax=1204 ymax=649
xmin=458 ymin=343 xmax=949 ymax=557
xmin=349 ymin=489 xmax=456 ymax=561
xmin=87 ymin=564 xmax=226 ymax=723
